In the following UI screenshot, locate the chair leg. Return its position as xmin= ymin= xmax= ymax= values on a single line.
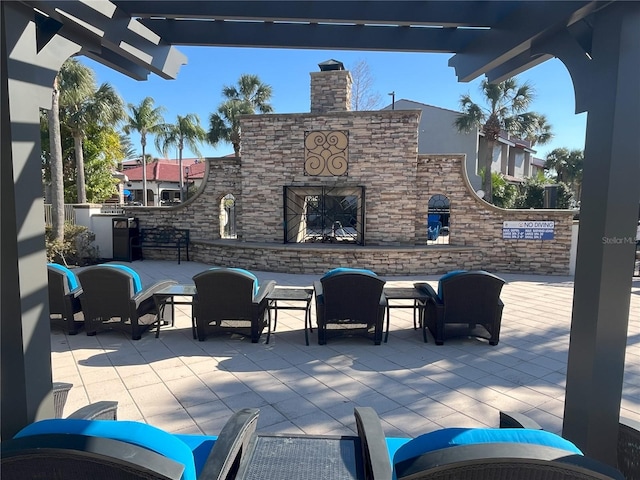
xmin=318 ymin=326 xmax=326 ymax=345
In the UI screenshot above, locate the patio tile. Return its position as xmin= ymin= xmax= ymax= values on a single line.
xmin=48 ymin=260 xmax=639 ymax=445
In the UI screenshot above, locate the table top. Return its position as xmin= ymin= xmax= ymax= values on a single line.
xmin=268 ymin=286 xmax=313 ymax=302
xmin=383 ymin=286 xmax=428 ymax=300
xmin=153 ymin=284 xmax=196 ymax=296
xmin=240 ymin=435 xmax=363 ymax=480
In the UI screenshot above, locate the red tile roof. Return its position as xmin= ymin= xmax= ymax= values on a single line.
xmin=124 ymin=159 xmax=205 ymax=181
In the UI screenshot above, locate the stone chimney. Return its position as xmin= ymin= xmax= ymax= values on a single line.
xmin=310 ymin=59 xmax=352 ymax=113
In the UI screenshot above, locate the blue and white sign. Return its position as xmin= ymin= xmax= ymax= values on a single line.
xmin=502 ymin=221 xmax=555 ymax=240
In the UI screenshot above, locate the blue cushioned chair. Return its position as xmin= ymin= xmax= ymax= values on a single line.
xmin=427 ymin=214 xmax=442 ymax=241
xmin=314 ymin=268 xmax=386 ymax=345
xmin=414 ymin=270 xmax=505 ymax=345
xmin=47 ymin=263 xmax=83 ymax=335
xmin=381 ymin=411 xmax=624 ymax=480
xmin=192 ymin=268 xmax=276 ymax=343
xmin=2 ymin=409 xmax=259 ymax=480
xmin=77 ymin=264 xmax=176 ymax=340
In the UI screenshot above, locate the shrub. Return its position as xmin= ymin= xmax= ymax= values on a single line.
xmin=46 ymin=223 xmax=99 ymax=266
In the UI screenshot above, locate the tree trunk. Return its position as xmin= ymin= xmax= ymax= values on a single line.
xmin=48 ymin=75 xmax=65 ymax=243
xmin=484 ymin=138 xmax=494 ymax=203
xmin=141 ymin=137 xmax=147 ymax=206
xmin=74 ymin=133 xmax=87 ymax=203
xmin=178 ymin=146 xmax=184 ymax=202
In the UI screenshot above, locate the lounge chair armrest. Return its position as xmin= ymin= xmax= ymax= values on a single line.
xmin=70 ymin=286 xmax=83 ymax=299
xmin=66 ymin=401 xmax=118 ymax=420
xmin=254 ymin=280 xmax=276 ymax=303
xmin=200 ymin=408 xmax=260 ymax=480
xmin=133 ymin=280 xmax=178 ymax=305
xmin=413 ymin=282 xmax=438 ymax=300
xmin=499 ymin=411 xmax=543 ymax=429
xmin=313 ymin=280 xmax=323 ymax=297
xmin=354 ymin=407 xmax=392 ymax=480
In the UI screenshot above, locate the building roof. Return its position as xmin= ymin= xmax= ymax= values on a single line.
xmin=125 ymin=159 xmax=206 ymax=182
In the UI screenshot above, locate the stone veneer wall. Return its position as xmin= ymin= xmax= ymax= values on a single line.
xmin=416 ymin=154 xmax=574 ymax=274
xmin=126 ymin=158 xmax=241 ymax=245
xmin=125 ymin=149 xmax=573 ymax=275
xmin=239 ymin=110 xmax=421 ymax=245
xmin=310 ymin=70 xmax=352 ymax=113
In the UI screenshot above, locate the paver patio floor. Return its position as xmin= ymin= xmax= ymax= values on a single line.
xmin=52 ymin=260 xmax=640 ymax=439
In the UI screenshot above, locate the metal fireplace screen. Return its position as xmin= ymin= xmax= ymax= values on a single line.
xmin=284 ymin=186 xmax=365 ymax=244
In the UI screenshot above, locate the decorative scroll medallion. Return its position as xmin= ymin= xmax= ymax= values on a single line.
xmin=304 ymin=131 xmax=348 ymax=176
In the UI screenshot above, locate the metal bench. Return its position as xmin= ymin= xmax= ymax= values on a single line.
xmin=134 ymin=226 xmax=190 ymax=264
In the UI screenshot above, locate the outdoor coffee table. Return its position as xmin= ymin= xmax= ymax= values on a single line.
xmin=236 ymin=434 xmax=364 ymax=480
xmin=383 ymin=286 xmax=429 ymax=343
xmin=267 ymin=286 xmax=314 ymax=345
xmin=153 ymin=284 xmax=197 ymax=338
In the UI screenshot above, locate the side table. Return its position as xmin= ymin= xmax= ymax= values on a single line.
xmin=383 ymin=287 xmax=428 ymax=343
xmin=267 ymin=286 xmax=314 ymax=345
xmin=153 ymin=284 xmax=197 ymax=338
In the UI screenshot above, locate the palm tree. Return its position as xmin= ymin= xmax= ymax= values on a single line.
xmin=208 ymin=74 xmax=273 ymax=157
xmin=516 ymin=112 xmax=554 ymax=147
xmin=123 ymin=97 xmax=166 ymax=205
xmin=47 ymin=59 xmax=93 ymax=241
xmin=545 ymin=147 xmax=584 ymax=200
xmin=455 ymin=78 xmax=535 ymax=203
xmin=156 ymin=114 xmax=207 ymax=201
xmin=60 ymin=61 xmax=125 ymax=203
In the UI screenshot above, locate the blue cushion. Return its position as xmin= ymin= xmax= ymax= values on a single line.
xmin=14 ymin=419 xmax=202 ymax=480
xmin=48 ymin=263 xmax=79 ymax=291
xmin=174 ymin=434 xmax=218 ymax=477
xmin=392 ymin=428 xmax=583 ymax=467
xmin=386 ymin=437 xmax=412 ymax=464
xmin=100 ymin=264 xmax=142 ymax=294
xmin=209 ymin=267 xmax=259 ymax=296
xmin=427 ymin=214 xmax=441 ymax=224
xmin=321 ymin=267 xmax=377 ymax=280
xmin=437 ymin=270 xmax=467 ymax=298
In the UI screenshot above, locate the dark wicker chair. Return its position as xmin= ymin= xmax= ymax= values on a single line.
xmin=393 ymin=443 xmax=624 ymax=479
xmin=53 ymin=382 xmax=119 ymax=420
xmin=53 ymin=382 xmax=73 ymax=418
xmin=192 ymin=268 xmax=275 ymax=343
xmin=415 ymin=270 xmax=505 ymax=345
xmin=77 ymin=265 xmax=176 ymax=340
xmin=1 ymin=408 xmax=258 ymax=480
xmin=501 ymin=411 xmax=640 ymax=480
xmin=47 ymin=264 xmax=83 ymax=335
xmin=618 ymin=417 xmax=640 ymax=480
xmin=314 ymin=269 xmax=386 ymax=345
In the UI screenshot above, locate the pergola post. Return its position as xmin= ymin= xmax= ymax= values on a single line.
xmin=560 ymin=2 xmax=640 ymax=463
xmin=0 ymin=2 xmax=79 ymax=440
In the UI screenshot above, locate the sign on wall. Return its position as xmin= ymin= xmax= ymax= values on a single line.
xmin=502 ymin=221 xmax=555 ymax=240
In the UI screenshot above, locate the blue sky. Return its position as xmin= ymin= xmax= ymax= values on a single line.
xmin=82 ymin=46 xmax=587 ymax=160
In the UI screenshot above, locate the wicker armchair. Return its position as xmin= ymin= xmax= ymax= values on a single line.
xmin=77 ymin=264 xmax=176 ymax=340
xmin=314 ymin=269 xmax=386 ymax=345
xmin=47 ymin=263 xmax=83 ymax=335
xmin=384 ymin=410 xmax=624 ymax=479
xmin=501 ymin=411 xmax=640 ymax=480
xmin=2 ymin=408 xmax=258 ymax=480
xmin=415 ymin=270 xmax=505 ymax=345
xmin=53 ymin=382 xmax=118 ymax=420
xmin=192 ymin=268 xmax=275 ymax=343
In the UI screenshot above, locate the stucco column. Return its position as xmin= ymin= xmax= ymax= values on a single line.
xmin=1 ymin=2 xmax=80 ymax=439
xmin=550 ymin=2 xmax=640 ymax=464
